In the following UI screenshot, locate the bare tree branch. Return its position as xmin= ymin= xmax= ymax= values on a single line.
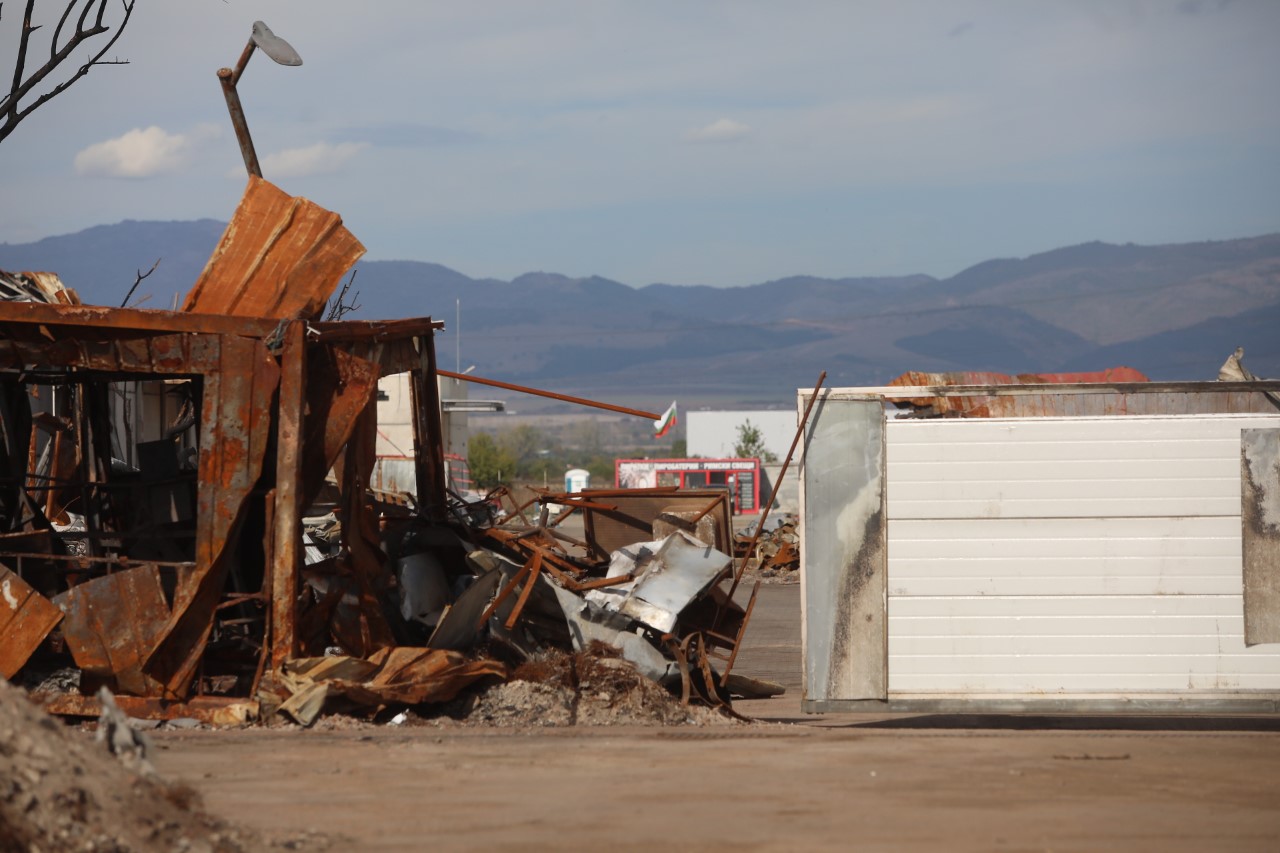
xmin=1 ymin=0 xmax=135 ymax=144
xmin=120 ymin=256 xmax=160 ymax=308
xmin=324 ymin=269 xmax=362 ymax=320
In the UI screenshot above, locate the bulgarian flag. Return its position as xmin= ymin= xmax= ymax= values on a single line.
xmin=652 ymin=400 xmax=678 ymax=438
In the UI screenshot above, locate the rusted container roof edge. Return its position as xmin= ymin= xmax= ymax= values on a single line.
xmin=312 ymin=317 xmax=444 ymax=341
xmin=0 ymin=302 xmax=443 ymax=343
xmin=818 ymin=380 xmax=1280 ymax=398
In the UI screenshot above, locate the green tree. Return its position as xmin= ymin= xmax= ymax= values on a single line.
xmin=733 ymin=419 xmax=777 ymax=462
xmin=670 ymin=438 xmax=687 ymax=458
xmin=498 ymin=424 xmax=545 ymax=474
xmin=469 ymin=433 xmax=517 ymax=489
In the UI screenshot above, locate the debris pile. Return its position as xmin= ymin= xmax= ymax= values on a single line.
xmin=0 ymin=678 xmax=270 ymax=852
xmin=735 ymin=514 xmax=799 ymax=580
xmin=431 ymin=644 xmax=723 ymax=727
xmin=0 ymin=176 xmax=766 ymax=731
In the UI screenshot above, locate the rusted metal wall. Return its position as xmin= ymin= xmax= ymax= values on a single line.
xmin=879 ymin=380 xmax=1280 ymax=418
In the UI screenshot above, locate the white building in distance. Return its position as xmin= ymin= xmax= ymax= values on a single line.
xmin=686 ymin=410 xmax=795 ymax=460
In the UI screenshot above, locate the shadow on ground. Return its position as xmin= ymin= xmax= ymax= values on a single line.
xmin=843 ymin=714 xmax=1280 ymax=732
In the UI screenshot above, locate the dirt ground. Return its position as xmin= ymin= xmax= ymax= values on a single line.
xmin=146 ymin=584 xmax=1280 ymax=851
xmin=150 ymin=722 xmax=1280 ymax=851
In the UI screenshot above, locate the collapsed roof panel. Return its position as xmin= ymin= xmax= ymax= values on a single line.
xmin=182 ymin=176 xmax=365 ymax=319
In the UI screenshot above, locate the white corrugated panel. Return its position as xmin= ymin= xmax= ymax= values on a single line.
xmin=886 ymin=414 xmax=1280 ymax=696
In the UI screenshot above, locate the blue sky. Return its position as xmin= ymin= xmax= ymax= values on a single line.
xmin=1 ymin=1 xmax=1277 ymax=286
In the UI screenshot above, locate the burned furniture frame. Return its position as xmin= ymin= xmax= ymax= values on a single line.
xmin=0 ymin=300 xmax=447 ymax=710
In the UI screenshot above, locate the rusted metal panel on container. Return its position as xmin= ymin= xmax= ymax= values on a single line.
xmin=0 ymin=566 xmax=63 ymax=678
xmin=53 ymin=565 xmax=170 ymax=695
xmin=330 ymin=401 xmax=395 ymax=656
xmin=182 ymin=176 xmax=365 ymax=319
xmin=0 ymin=332 xmax=211 ymax=375
xmin=301 ymin=346 xmax=380 ymax=504
xmin=145 ymin=335 xmax=280 ymax=698
xmin=0 ymin=301 xmax=280 ymax=339
xmin=1243 ymin=428 xmax=1280 ymax=646
xmin=800 ymin=392 xmax=887 ymax=702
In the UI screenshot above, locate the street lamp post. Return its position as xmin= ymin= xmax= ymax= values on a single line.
xmin=218 ymin=21 xmax=303 ymax=178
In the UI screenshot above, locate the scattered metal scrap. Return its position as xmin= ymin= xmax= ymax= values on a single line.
xmin=0 ymin=177 xmax=768 ymax=727
xmin=735 ymin=516 xmax=799 ymax=575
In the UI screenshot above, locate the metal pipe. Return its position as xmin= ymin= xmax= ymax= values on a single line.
xmin=218 ymin=66 xmax=262 ymax=178
xmin=437 ymin=369 xmax=660 ymax=420
xmin=728 ymin=370 xmax=826 ymax=598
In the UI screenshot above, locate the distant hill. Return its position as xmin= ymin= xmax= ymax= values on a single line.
xmin=2 ymin=222 xmax=1278 ymax=407
xmin=0 ymin=220 xmax=225 ymax=310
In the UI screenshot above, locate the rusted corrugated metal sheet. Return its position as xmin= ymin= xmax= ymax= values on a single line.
xmin=53 ymin=565 xmax=171 ymax=695
xmin=0 ymin=566 xmax=63 ymax=678
xmin=182 ymin=176 xmax=365 ymax=319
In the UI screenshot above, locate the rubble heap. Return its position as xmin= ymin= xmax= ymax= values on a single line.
xmin=0 ymin=678 xmax=271 ymax=852
xmin=0 ymin=176 xmax=767 ymax=730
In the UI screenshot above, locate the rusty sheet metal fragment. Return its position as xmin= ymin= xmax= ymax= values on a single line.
xmin=0 ymin=566 xmax=63 ymax=678
xmin=37 ymin=692 xmax=258 ymax=726
xmin=581 ymin=489 xmax=732 ymax=557
xmin=584 ymin=532 xmax=732 ymax=634
xmin=182 ymin=175 xmax=365 ymax=319
xmin=53 ymin=565 xmax=171 ymax=695
xmin=1242 ymin=428 xmax=1280 ymax=646
xmin=276 ymin=648 xmax=507 ymax=725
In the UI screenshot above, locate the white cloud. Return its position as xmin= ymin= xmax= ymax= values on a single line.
xmin=685 ymin=118 xmax=751 ymax=143
xmin=74 ymin=125 xmax=217 ymax=178
xmin=255 ymin=142 xmax=369 ymax=178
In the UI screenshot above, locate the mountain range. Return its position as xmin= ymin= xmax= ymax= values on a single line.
xmin=2 ymin=222 xmax=1278 ymax=409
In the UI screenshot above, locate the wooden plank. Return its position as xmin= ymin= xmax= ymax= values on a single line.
xmin=182 ymin=176 xmax=365 ymax=319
